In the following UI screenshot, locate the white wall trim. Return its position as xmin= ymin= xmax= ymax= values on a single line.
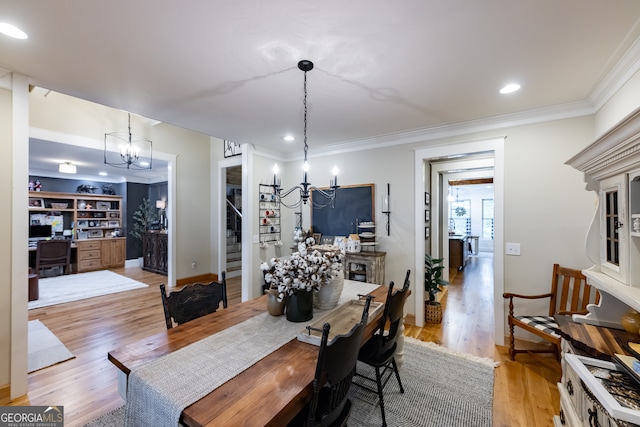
xmin=11 ymin=73 xmax=29 ymax=398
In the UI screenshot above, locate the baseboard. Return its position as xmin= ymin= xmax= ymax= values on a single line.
xmin=124 ymin=259 xmax=141 ymax=268
xmin=405 ymin=314 xmax=416 ymax=326
xmin=176 ymin=273 xmax=218 ymax=287
xmin=0 ymin=383 xmax=10 ymax=405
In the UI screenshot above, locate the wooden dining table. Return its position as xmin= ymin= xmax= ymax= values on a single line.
xmin=108 ymin=281 xmax=390 ymax=427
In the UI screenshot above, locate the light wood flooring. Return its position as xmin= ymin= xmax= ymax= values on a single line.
xmin=10 ymin=256 xmax=559 ymax=426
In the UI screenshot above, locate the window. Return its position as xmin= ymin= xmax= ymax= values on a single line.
xmin=449 ymin=199 xmax=471 ymax=235
xmin=482 ymin=199 xmax=494 ymax=239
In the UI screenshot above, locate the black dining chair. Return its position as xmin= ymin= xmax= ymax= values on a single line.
xmin=35 ymin=239 xmax=72 ymax=277
xmin=160 ymin=271 xmax=227 ymax=329
xmin=289 ymin=296 xmax=373 ymax=427
xmin=352 ymin=270 xmax=411 ymax=427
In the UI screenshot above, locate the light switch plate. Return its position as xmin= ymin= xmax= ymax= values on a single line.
xmin=506 ymin=242 xmax=521 ymax=256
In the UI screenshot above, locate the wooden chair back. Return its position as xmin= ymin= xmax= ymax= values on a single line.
xmin=160 ymin=272 xmax=227 ymax=329
xmin=503 ymin=263 xmax=599 ymax=360
xmin=35 ymin=239 xmax=71 ymax=276
xmin=374 ymin=278 xmax=411 ymax=358
xmin=549 ymin=264 xmax=599 ymax=316
xmin=305 ymin=296 xmax=372 ymax=427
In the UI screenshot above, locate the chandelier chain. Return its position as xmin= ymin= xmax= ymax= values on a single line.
xmin=303 ymin=70 xmax=308 ymax=163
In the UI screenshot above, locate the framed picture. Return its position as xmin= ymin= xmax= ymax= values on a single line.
xmin=312 ymin=232 xmax=322 ymax=244
xmin=108 ymin=220 xmax=120 ymax=227
xmin=88 ymin=229 xmax=103 ymax=238
xmin=424 ymin=192 xmax=430 ymax=205
xmin=223 ymin=140 xmax=242 ymax=158
xmin=108 ymin=211 xmax=120 ymax=218
xmin=425 ymin=227 xmax=430 ymax=239
xmin=96 ymin=201 xmax=111 ymax=210
xmin=425 ymin=209 xmax=430 ymax=222
xmin=333 ymin=236 xmax=345 ymax=246
xmin=320 ymin=235 xmax=334 ymax=245
xmin=77 ymin=220 xmax=89 ymax=228
xmin=29 ymin=198 xmax=44 ymax=208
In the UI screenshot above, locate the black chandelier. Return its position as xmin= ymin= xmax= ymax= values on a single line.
xmin=271 ymin=60 xmax=339 ymax=209
xmin=104 ymin=113 xmax=153 ymax=170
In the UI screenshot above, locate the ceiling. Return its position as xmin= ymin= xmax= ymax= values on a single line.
xmin=3 ymin=1 xmax=640 ymax=176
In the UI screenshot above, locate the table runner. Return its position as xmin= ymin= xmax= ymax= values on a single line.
xmin=124 ymin=281 xmax=379 ymax=427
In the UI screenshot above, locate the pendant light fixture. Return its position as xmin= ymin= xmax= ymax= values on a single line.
xmin=271 ymin=60 xmax=339 ymax=209
xmin=104 ymin=113 xmax=152 ymax=170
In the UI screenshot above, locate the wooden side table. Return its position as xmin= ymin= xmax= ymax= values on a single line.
xmin=344 ymin=251 xmax=385 ymax=285
xmin=28 ymin=272 xmax=39 ymax=301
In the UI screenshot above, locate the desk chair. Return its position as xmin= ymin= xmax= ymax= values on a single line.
xmin=289 ymin=296 xmax=373 ymax=427
xmin=160 ymin=272 xmax=227 ymax=329
xmin=352 ymin=271 xmax=411 ymax=427
xmin=503 ymin=263 xmax=599 ymax=360
xmin=35 ymin=239 xmax=72 ymax=278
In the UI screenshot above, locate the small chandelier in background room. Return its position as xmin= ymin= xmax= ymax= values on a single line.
xmin=271 ymin=60 xmax=339 ymax=209
xmin=104 ymin=113 xmax=153 ymax=170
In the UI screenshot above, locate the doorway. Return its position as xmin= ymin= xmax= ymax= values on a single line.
xmin=216 ymin=155 xmax=244 ymax=295
xmin=414 ymin=137 xmax=505 ymax=345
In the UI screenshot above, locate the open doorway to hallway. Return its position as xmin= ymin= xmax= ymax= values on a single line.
xmin=414 ymin=137 xmax=504 ymax=344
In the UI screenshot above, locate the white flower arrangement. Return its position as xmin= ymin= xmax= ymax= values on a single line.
xmin=260 ymin=237 xmax=344 ymax=302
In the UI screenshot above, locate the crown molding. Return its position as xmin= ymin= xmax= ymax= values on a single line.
xmin=298 ymin=100 xmax=595 ymax=161
xmin=589 ymin=25 xmax=640 ymax=112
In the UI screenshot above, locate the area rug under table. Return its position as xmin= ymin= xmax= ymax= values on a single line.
xmin=28 ymin=320 xmax=74 ymax=373
xmin=28 ymin=270 xmax=148 ymax=309
xmin=83 ymin=337 xmax=497 ymax=427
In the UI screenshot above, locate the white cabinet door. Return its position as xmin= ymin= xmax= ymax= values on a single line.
xmin=599 ymin=174 xmax=627 ymax=284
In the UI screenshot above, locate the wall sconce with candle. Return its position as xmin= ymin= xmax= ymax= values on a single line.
xmin=382 ymin=183 xmax=391 ymax=236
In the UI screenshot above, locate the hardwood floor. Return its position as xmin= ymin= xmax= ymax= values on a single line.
xmin=405 ymin=252 xmax=560 ymax=426
xmin=10 ymin=258 xmax=559 ymax=426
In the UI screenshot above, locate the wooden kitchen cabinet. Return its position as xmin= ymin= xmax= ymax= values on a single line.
xmin=77 ymin=240 xmax=102 ymax=272
xmin=76 ymin=237 xmax=126 ymax=272
xmin=449 ymin=235 xmax=469 ymax=271
xmin=101 ymin=238 xmax=126 ymax=268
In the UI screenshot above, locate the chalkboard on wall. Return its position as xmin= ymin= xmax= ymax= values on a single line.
xmin=311 ymin=184 xmax=375 ymax=237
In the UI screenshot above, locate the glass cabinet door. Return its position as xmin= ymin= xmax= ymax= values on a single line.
xmin=600 ymin=174 xmax=627 ymax=283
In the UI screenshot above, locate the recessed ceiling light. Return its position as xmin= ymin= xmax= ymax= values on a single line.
xmin=0 ymin=22 xmax=28 ymax=39
xmin=99 ymin=172 xmax=108 ymax=176
xmin=139 ymin=161 xmax=150 ymax=167
xmin=500 ymin=83 xmax=520 ymax=94
xmin=284 ymin=135 xmax=295 ymax=142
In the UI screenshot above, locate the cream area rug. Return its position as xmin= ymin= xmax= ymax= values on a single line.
xmin=28 ymin=320 xmax=74 ymax=373
xmin=28 ymin=270 xmax=148 ymax=309
xmin=84 ymin=337 xmax=497 ymax=427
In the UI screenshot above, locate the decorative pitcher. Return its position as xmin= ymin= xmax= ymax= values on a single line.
xmin=265 ymin=288 xmax=285 ymax=316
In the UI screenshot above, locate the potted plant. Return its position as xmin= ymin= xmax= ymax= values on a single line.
xmin=130 ymin=198 xmax=158 ymax=265
xmin=425 ymin=253 xmax=449 ymax=323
